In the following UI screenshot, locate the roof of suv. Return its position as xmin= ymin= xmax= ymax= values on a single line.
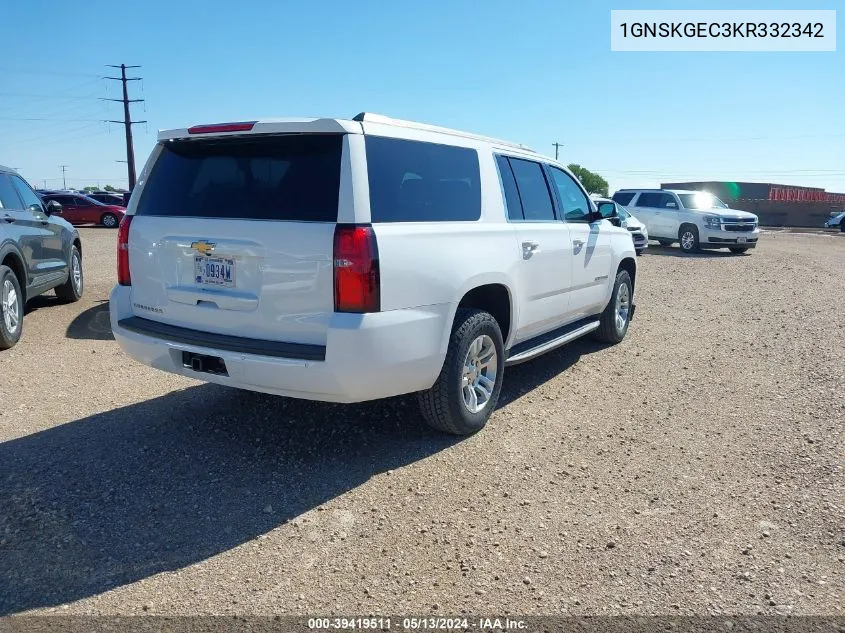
xmin=157 ymin=112 xmax=536 ymax=154
xmin=615 ymin=188 xmax=700 ymax=195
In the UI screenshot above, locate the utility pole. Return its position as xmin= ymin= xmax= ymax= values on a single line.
xmin=552 ymin=142 xmax=564 ymax=161
xmin=104 ymin=64 xmax=146 ymax=191
xmin=60 ymin=165 xmax=68 ymax=189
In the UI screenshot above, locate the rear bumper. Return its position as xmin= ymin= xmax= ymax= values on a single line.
xmin=109 ymin=286 xmax=449 ymax=403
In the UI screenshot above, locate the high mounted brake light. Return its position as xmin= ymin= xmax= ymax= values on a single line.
xmin=187 ymin=121 xmax=257 ymax=135
xmin=333 ymin=225 xmax=380 ymax=313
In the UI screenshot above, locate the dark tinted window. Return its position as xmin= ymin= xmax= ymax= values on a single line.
xmin=495 ymin=155 xmax=523 ymax=220
xmin=612 ymin=192 xmax=635 ymax=205
xmin=366 ymin=136 xmax=481 ymax=222
xmin=548 ymin=167 xmax=591 ymax=222
xmin=48 ymin=195 xmax=77 ymax=206
xmin=0 ymin=174 xmax=22 ymax=209
xmin=136 ymin=135 xmax=343 ymax=221
xmin=11 ymin=175 xmax=44 ymax=211
xmin=635 ymin=192 xmax=676 ymax=208
xmin=508 ymin=158 xmax=555 ymax=221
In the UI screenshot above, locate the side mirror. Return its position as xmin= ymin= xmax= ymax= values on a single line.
xmin=45 ymin=200 xmax=63 ymax=216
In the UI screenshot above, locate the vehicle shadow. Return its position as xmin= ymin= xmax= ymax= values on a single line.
xmin=65 ymin=301 xmax=113 ymax=340
xmin=0 ymin=385 xmax=458 ymax=614
xmin=645 ymin=245 xmax=745 ymax=259
xmin=23 ymin=294 xmax=62 ymax=315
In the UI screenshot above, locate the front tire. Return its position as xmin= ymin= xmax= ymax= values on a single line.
xmin=592 ymin=269 xmax=633 ymax=344
xmin=418 ymin=309 xmax=504 ymax=436
xmin=678 ymin=225 xmax=700 ymax=253
xmin=55 ymin=246 xmax=83 ymax=303
xmin=101 ymin=213 xmax=118 ymax=228
xmin=0 ymin=265 xmax=24 ymax=350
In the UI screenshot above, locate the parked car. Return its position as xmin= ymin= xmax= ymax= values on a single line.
xmin=38 ymin=192 xmax=125 ymax=228
xmin=87 ymin=191 xmax=127 ymax=206
xmin=0 ymin=166 xmax=83 ymax=349
xmin=612 ymin=189 xmax=759 ymax=254
xmin=110 ymin=113 xmax=637 ymax=435
xmin=594 ymin=197 xmax=647 ymax=255
xmin=824 ymin=210 xmax=845 ymax=231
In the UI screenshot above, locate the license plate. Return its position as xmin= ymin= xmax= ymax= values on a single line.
xmin=738 ymin=237 xmax=747 ymax=243
xmin=195 ymin=256 xmax=235 ymax=287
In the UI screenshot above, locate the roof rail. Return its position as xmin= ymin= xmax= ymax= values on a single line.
xmin=352 ymin=112 xmax=535 ymax=152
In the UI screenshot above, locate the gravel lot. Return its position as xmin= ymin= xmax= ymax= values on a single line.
xmin=1 ymin=228 xmax=843 ymax=616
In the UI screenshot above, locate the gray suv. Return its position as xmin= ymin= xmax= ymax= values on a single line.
xmin=0 ymin=165 xmax=84 ymax=349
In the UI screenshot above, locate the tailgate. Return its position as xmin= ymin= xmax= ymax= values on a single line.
xmin=126 ymin=133 xmax=343 ymax=347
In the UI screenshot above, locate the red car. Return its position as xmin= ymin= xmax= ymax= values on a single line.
xmin=39 ymin=192 xmax=125 ymax=228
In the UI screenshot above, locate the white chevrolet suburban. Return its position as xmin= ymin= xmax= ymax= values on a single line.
xmin=110 ymin=113 xmax=637 ymax=435
xmin=612 ymin=189 xmax=760 ymax=254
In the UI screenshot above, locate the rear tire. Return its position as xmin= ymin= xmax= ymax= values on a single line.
xmin=101 ymin=213 xmax=118 ymax=228
xmin=592 ymin=269 xmax=632 ymax=344
xmin=55 ymin=246 xmax=83 ymax=303
xmin=418 ymin=309 xmax=504 ymax=436
xmin=0 ymin=265 xmax=24 ymax=350
xmin=678 ymin=225 xmax=700 ymax=253
xmin=729 ymin=247 xmax=749 ymax=254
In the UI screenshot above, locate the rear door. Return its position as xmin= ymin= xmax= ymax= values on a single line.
xmin=9 ymin=175 xmax=67 ymax=287
xmin=127 ymin=133 xmax=345 ymax=346
xmin=498 ymin=155 xmax=573 ymax=342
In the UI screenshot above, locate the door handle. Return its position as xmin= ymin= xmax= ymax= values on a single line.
xmin=572 ymin=239 xmax=585 ymax=247
xmin=521 ymin=241 xmax=539 ymax=259
xmin=3 ymin=215 xmax=14 ymax=223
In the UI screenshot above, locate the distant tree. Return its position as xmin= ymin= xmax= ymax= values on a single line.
xmin=83 ymin=186 xmax=97 ymax=192
xmin=104 ymin=185 xmax=116 ymax=192
xmin=567 ymin=164 xmax=609 ymax=197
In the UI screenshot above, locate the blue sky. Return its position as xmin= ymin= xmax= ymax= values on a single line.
xmin=2 ymin=0 xmax=843 ymax=193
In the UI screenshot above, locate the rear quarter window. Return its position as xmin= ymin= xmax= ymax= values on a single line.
xmin=365 ymin=136 xmax=481 ymax=222
xmin=135 ymin=135 xmax=343 ymax=221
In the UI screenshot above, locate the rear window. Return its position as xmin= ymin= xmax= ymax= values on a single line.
xmin=365 ymin=136 xmax=481 ymax=222
xmin=612 ymin=192 xmax=635 ymax=206
xmin=136 ymin=135 xmax=342 ymax=221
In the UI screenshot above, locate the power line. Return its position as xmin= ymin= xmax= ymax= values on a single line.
xmin=0 ymin=66 xmax=103 ymax=78
xmin=0 ymin=117 xmax=106 ymax=122
xmin=104 ymin=64 xmax=146 ymax=190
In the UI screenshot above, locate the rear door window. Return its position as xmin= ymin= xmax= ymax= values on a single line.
xmin=136 ymin=135 xmax=343 ymax=221
xmin=494 ymin=155 xmax=524 ymax=220
xmin=507 ymin=158 xmax=556 ymax=221
xmin=365 ymin=136 xmax=481 ymax=222
xmin=636 ymin=192 xmax=676 ymax=208
xmin=612 ymin=192 xmax=635 ymax=206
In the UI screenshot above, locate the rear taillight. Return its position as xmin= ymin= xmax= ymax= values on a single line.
xmin=333 ymin=225 xmax=380 ymax=313
xmin=117 ymin=215 xmax=133 ymax=286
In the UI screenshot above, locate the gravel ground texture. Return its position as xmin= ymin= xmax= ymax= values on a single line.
xmin=1 ymin=228 xmax=843 ymax=616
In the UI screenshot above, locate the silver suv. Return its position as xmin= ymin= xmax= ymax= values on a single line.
xmin=612 ymin=189 xmax=760 ymax=254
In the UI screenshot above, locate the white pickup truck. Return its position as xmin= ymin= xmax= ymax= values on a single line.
xmin=110 ymin=113 xmax=637 ymax=435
